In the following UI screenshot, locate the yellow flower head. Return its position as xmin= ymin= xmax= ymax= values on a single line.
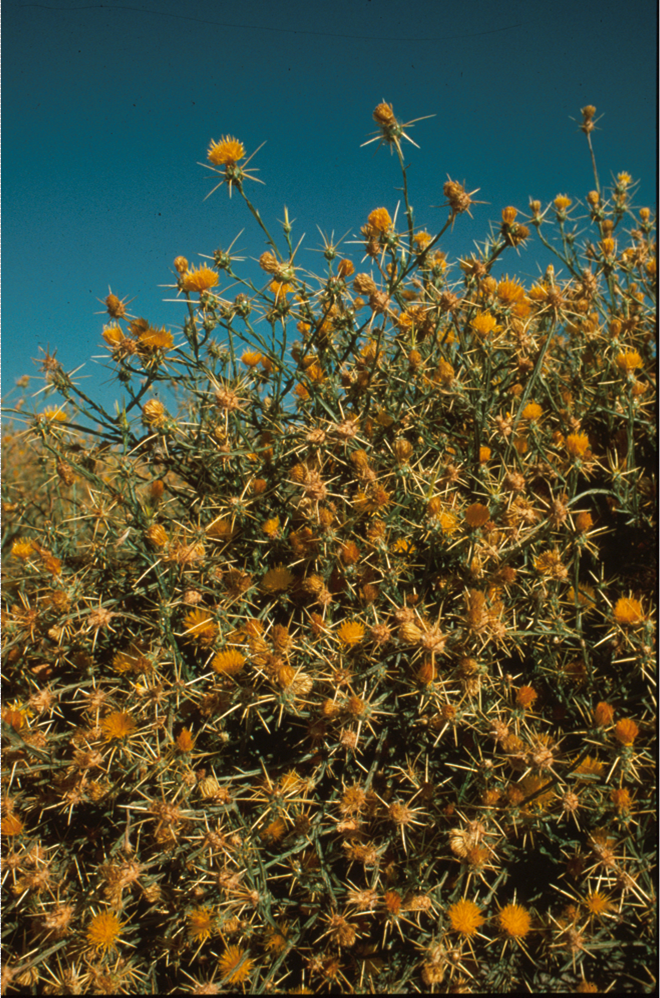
xmin=435 ymin=358 xmax=455 ymax=385
xmin=100 ymin=711 xmax=137 ymax=742
xmin=471 ymin=311 xmax=500 ymax=339
xmin=443 ymin=179 xmax=477 ymax=217
xmin=206 ymin=518 xmax=237 ymax=542
xmin=1 ymin=814 xmax=25 ymax=837
xmin=181 ymin=265 xmax=219 ymax=294
xmin=207 ymin=136 xmax=245 ymax=166
xmin=11 ymin=540 xmax=35 ymax=560
xmin=497 ymin=278 xmax=526 ymax=307
xmin=86 ymin=911 xmax=126 ymax=953
xmin=176 ymin=727 xmax=195 ymax=753
xmin=613 ymin=597 xmax=644 ymax=626
xmin=593 ymin=702 xmax=615 ymax=727
xmin=138 ymin=326 xmax=174 ymax=351
xmin=187 ymin=906 xmax=216 ymax=943
xmin=218 ymin=945 xmax=254 ymax=984
xmin=145 ymin=523 xmax=169 ymax=547
xmin=414 ymin=230 xmax=432 ymax=250
xmin=102 ymin=325 xmax=126 ymax=349
xmin=141 ymin=399 xmax=168 ymax=427
xmin=367 ymin=207 xmax=393 ymax=233
xmin=41 ymin=408 xmax=68 ymax=423
xmin=373 ymin=101 xmax=396 ymax=126
xmin=615 ymin=350 xmax=643 ymax=373
xmin=260 ymin=565 xmax=294 ymax=593
xmin=584 ymin=890 xmax=614 ymax=918
xmin=498 ymin=903 xmax=532 ymax=938
xmin=521 ymin=402 xmax=543 ymax=421
xmin=464 ymin=503 xmax=490 ymax=528
xmin=564 ymin=432 xmax=590 ymax=459
xmin=183 ymin=609 xmax=219 ymax=646
xmin=262 ymin=517 xmax=280 ymax=539
xmin=614 ymin=718 xmax=639 ymax=746
xmin=447 ymin=898 xmax=484 ymax=937
xmin=337 ymin=620 xmax=366 ymax=647
xmin=211 ymin=649 xmax=246 ymax=676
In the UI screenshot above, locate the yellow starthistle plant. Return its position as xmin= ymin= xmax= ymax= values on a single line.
xmin=1 ymin=101 xmax=655 ymax=996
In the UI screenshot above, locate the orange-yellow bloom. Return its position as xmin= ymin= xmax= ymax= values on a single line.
xmin=211 ymin=649 xmax=246 ymax=676
xmin=447 ymin=898 xmax=484 ymax=937
xmin=218 ymin=945 xmax=254 ymax=984
xmin=593 ymin=702 xmax=615 ymax=727
xmin=613 ymin=597 xmax=644 ymax=626
xmin=565 ymin=432 xmax=590 ymax=459
xmin=521 ymin=402 xmax=543 ymax=421
xmin=176 ymin=728 xmax=195 ymax=752
xmin=100 ymin=711 xmax=137 ymax=741
xmin=1 ymin=814 xmax=25 ymax=837
xmin=498 ymin=903 xmax=532 ymax=938
xmin=86 ymin=911 xmax=126 ymax=953
xmin=187 ymin=906 xmax=216 ymax=943
xmin=464 ymin=503 xmax=490 ymax=528
xmin=367 ymin=207 xmax=393 ymax=233
xmin=616 ymin=350 xmax=643 ymax=373
xmin=614 ymin=718 xmax=639 ymax=746
xmin=337 ymin=620 xmax=366 ymax=647
xmin=138 ymin=326 xmax=174 ymax=350
xmin=181 ymin=265 xmax=219 ymax=294
xmin=183 ymin=609 xmax=219 ymax=646
xmin=497 ymin=278 xmax=526 ymax=306
xmin=260 ymin=565 xmax=294 ymax=593
xmin=207 ymin=136 xmax=245 ymax=166
xmin=471 ymin=312 xmax=500 ymax=339
xmin=11 ymin=540 xmax=34 ymax=560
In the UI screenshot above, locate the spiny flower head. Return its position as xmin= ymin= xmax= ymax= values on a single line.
xmin=497 ymin=903 xmax=532 ymax=938
xmin=565 ymin=432 xmax=590 ymax=459
xmin=521 ymin=401 xmax=543 ymax=421
xmin=260 ymin=565 xmax=294 ymax=593
xmin=614 ymin=718 xmax=639 ymax=746
xmin=207 ymin=136 xmax=245 ymax=166
xmin=497 ymin=277 xmax=526 ymax=306
xmin=613 ymin=597 xmax=645 ymax=626
xmin=616 ymin=349 xmax=643 ymax=373
xmin=137 ymin=325 xmax=174 ymax=351
xmin=181 ymin=265 xmax=219 ymax=294
xmin=471 ymin=311 xmax=501 ymax=340
xmin=187 ymin=906 xmax=216 ymax=943
xmin=367 ymin=207 xmax=393 ymax=233
xmin=362 ymin=101 xmax=434 ymax=156
xmin=446 ymin=898 xmax=485 ymax=937
xmin=211 ymin=649 xmax=246 ymax=676
xmin=218 ymin=944 xmax=254 ymax=984
xmin=464 ymin=503 xmax=490 ymax=528
xmin=86 ymin=911 xmax=126 ymax=953
xmin=100 ymin=711 xmax=137 ymax=742
xmin=443 ymin=178 xmax=480 ymax=219
xmin=336 ymin=620 xmax=366 ymax=647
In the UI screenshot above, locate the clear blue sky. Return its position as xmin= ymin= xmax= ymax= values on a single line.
xmin=3 ymin=0 xmax=657 ymax=418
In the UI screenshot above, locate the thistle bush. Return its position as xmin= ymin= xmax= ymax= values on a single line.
xmin=2 ymin=103 xmax=656 ymax=994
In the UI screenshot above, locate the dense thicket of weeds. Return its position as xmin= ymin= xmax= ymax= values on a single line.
xmin=2 ymin=103 xmax=656 ymax=994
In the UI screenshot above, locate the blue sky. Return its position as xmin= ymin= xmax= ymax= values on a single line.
xmin=3 ymin=0 xmax=657 ymax=420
